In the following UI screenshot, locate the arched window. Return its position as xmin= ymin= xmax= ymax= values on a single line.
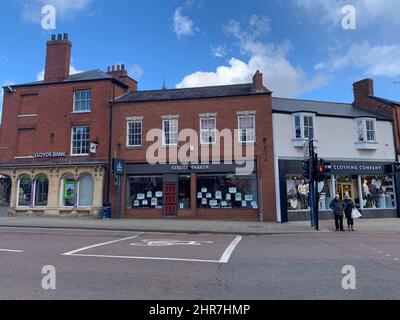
xmin=78 ymin=174 xmax=94 ymax=207
xmin=18 ymin=175 xmax=32 ymax=207
xmin=34 ymin=175 xmax=49 ymax=207
xmin=62 ymin=175 xmax=76 ymax=207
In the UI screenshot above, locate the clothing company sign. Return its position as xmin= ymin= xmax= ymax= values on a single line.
xmin=330 ymin=162 xmax=387 ymax=174
xmin=33 ymin=152 xmax=66 ymax=158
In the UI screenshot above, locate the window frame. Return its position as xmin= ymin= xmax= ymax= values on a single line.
xmin=238 ymin=115 xmax=256 ymax=144
xmin=73 ymin=90 xmax=92 ymax=113
xmin=200 ymin=117 xmax=217 ymax=145
xmin=126 ymin=119 xmax=143 ymax=148
xmin=70 ymin=126 xmax=90 ymax=156
xmin=355 ymin=118 xmax=377 ymax=143
xmin=162 ymin=118 xmax=179 ymax=146
xmin=292 ymin=113 xmax=316 ymax=140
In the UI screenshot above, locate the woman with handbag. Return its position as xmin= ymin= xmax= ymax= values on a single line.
xmin=344 ymin=192 xmax=355 ymax=232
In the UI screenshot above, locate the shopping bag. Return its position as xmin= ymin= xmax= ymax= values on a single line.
xmin=351 ymin=208 xmax=362 ymax=219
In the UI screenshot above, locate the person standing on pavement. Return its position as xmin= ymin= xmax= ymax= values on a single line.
xmin=330 ymin=193 xmax=346 ymax=231
xmin=343 ymin=192 xmax=356 ymax=232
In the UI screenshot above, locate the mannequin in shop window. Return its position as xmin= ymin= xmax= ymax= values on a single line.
xmin=362 ymin=179 xmax=371 ymax=207
xmin=370 ymin=179 xmax=378 ymax=208
xmin=298 ymin=180 xmax=308 ymax=209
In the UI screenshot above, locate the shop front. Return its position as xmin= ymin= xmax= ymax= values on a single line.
xmin=278 ymin=160 xmax=400 ymax=222
xmin=122 ymin=161 xmax=261 ymax=221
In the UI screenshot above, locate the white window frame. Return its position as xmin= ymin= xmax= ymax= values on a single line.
xmin=238 ymin=115 xmax=256 ymax=143
xmin=162 ymin=119 xmax=179 ymax=146
xmin=126 ymin=119 xmax=143 ymax=147
xmin=71 ymin=126 xmax=90 ymax=156
xmin=200 ymin=117 xmax=217 ymax=145
xmin=73 ymin=90 xmax=92 ymax=113
xmin=292 ymin=113 xmax=316 ymax=140
xmin=355 ymin=118 xmax=377 ymax=143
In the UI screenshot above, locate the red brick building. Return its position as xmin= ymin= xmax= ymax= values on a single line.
xmin=0 ymin=34 xmax=136 ymax=217
xmin=109 ymin=72 xmax=276 ymax=221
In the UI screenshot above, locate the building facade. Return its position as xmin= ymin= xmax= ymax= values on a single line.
xmin=272 ymin=95 xmax=400 ymax=222
xmin=108 ymin=73 xmax=277 ymax=221
xmin=0 ymin=34 xmax=136 ymax=217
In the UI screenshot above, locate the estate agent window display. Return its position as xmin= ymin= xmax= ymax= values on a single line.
xmin=196 ymin=173 xmax=258 ymax=209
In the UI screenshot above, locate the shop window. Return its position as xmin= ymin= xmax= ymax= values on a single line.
xmin=200 ymin=117 xmax=216 ymax=145
xmin=292 ymin=114 xmax=315 ymax=140
xmin=18 ymin=175 xmax=32 ymax=207
xmin=178 ymin=175 xmax=191 ymax=209
xmin=361 ymin=176 xmax=396 ymax=209
xmin=127 ymin=120 xmax=142 ymax=147
xmin=238 ymin=115 xmax=255 ymax=143
xmin=73 ymin=90 xmax=92 ymax=112
xmin=356 ymin=118 xmax=376 ymax=143
xmin=62 ymin=176 xmax=77 ymax=207
xmin=196 ymin=173 xmax=258 ymax=209
xmin=126 ymin=176 xmax=163 ymax=209
xmin=34 ymin=175 xmax=49 ymax=207
xmin=163 ymin=119 xmax=179 ymax=146
xmin=286 ymin=175 xmax=333 ymax=211
xmin=71 ymin=126 xmax=90 ymax=155
xmin=78 ymin=174 xmax=94 ymax=207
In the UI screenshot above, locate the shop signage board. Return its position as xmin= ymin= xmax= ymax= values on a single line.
xmin=113 ymin=158 xmax=125 ymax=176
xmin=33 ymin=151 xmax=66 ymax=158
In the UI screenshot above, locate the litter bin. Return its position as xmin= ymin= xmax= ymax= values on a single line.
xmin=103 ymin=203 xmax=112 ymax=219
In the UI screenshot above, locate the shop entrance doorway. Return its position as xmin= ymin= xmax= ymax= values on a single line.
xmin=164 ymin=183 xmax=177 ymax=216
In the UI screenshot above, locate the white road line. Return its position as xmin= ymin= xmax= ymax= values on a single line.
xmin=62 ymin=234 xmax=142 ymax=256
xmin=65 ymin=253 xmax=222 ymax=264
xmin=219 ymin=236 xmax=242 ymax=263
xmin=0 ymin=249 xmax=23 ymax=253
xmin=394 ymin=258 xmax=399 ymax=261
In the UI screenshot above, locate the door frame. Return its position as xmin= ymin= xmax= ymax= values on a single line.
xmin=163 ymin=174 xmax=178 ymax=217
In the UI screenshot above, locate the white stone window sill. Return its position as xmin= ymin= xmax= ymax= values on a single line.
xmin=292 ymin=138 xmax=318 ymax=148
xmin=355 ymin=141 xmax=378 ymax=150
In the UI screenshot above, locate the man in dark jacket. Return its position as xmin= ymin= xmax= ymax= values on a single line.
xmin=330 ymin=193 xmax=345 ymax=231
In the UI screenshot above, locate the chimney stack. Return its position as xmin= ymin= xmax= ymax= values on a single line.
xmin=353 ymin=78 xmax=374 ymax=106
xmin=44 ymin=33 xmax=72 ymax=82
xmin=107 ymin=63 xmax=128 ymax=79
xmin=252 ymin=70 xmax=264 ymax=92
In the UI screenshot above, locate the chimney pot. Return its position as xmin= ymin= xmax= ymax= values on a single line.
xmin=112 ymin=65 xmax=115 ymax=72
xmin=63 ymin=33 xmax=68 ymax=40
xmin=117 ymin=65 xmax=121 ymax=71
xmin=51 ymin=34 xmax=56 ymax=41
xmin=107 ymin=66 xmax=111 ymax=73
xmin=121 ymin=64 xmax=126 ymax=71
xmin=57 ymin=34 xmax=62 ymax=40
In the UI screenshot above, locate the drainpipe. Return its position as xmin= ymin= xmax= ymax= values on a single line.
xmin=106 ymin=84 xmax=115 ymax=205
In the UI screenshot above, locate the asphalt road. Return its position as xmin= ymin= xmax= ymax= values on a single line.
xmin=0 ymin=227 xmax=399 ymax=300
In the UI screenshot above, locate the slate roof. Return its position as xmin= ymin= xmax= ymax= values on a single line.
xmin=272 ymin=97 xmax=393 ymax=121
xmin=114 ymin=83 xmax=271 ymax=103
xmin=6 ymin=69 xmax=128 ymax=88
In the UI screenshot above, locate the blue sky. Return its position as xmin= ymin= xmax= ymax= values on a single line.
xmin=0 ymin=0 xmax=399 ymax=112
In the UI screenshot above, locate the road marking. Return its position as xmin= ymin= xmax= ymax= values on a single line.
xmin=62 ymin=234 xmax=142 ymax=256
xmin=64 ymin=253 xmax=223 ymax=264
xmin=129 ymin=239 xmax=214 ymax=247
xmin=219 ymin=236 xmax=242 ymax=263
xmin=395 ymin=258 xmax=399 ymax=261
xmin=0 ymin=249 xmax=23 ymax=253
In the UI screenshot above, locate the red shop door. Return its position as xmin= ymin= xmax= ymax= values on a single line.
xmin=164 ymin=183 xmax=177 ymax=216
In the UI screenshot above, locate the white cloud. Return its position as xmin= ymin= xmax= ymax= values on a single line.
xmin=293 ymin=0 xmax=400 ymax=27
xmin=128 ymin=64 xmax=144 ymax=80
xmin=36 ymin=64 xmax=82 ymax=81
xmin=317 ymin=41 xmax=400 ymax=78
xmin=172 ymin=7 xmax=195 ymax=39
xmin=18 ymin=0 xmax=91 ymax=23
xmin=210 ymin=44 xmax=227 ymax=58
xmin=177 ymin=15 xmax=330 ymax=97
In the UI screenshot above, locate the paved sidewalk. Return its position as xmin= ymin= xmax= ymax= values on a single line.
xmin=0 ymin=215 xmax=399 ymax=235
